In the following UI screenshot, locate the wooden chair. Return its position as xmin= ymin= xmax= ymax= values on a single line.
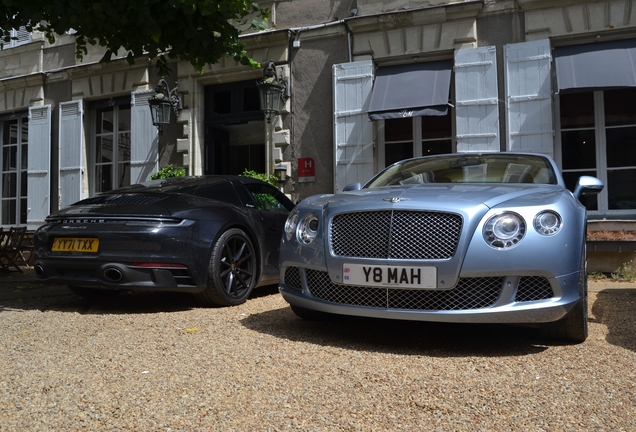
xmin=11 ymin=230 xmax=34 ymax=267
xmin=0 ymin=226 xmax=27 ymax=273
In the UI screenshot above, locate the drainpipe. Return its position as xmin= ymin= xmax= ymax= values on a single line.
xmin=343 ymin=20 xmax=353 ymax=63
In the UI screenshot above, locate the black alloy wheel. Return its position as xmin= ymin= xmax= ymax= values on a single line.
xmin=195 ymin=228 xmax=257 ymax=306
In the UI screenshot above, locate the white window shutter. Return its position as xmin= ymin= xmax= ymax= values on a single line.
xmin=12 ymin=27 xmax=31 ymax=47
xmin=504 ymin=39 xmax=554 ymax=156
xmin=27 ymin=105 xmax=51 ymax=230
xmin=131 ymin=90 xmax=159 ymax=183
xmin=333 ymin=61 xmax=374 ymax=193
xmin=58 ymin=100 xmax=84 ymax=210
xmin=455 ymin=46 xmax=500 ymax=153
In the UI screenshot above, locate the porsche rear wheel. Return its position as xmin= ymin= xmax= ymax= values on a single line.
xmin=541 ymin=250 xmax=588 ymax=343
xmin=195 ymin=228 xmax=257 ymax=307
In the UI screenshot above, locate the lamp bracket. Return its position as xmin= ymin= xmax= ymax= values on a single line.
xmin=156 ymin=78 xmax=182 ymax=116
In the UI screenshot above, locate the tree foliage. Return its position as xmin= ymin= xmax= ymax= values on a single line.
xmin=239 ymin=169 xmax=278 ymax=187
xmin=0 ymin=0 xmax=269 ymax=74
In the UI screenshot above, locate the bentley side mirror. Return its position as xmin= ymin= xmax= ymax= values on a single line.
xmin=573 ymin=176 xmax=604 ymax=200
xmin=343 ymin=182 xmax=363 ymax=192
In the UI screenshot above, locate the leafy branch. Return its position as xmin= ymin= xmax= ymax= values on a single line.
xmin=0 ymin=0 xmax=269 ymax=75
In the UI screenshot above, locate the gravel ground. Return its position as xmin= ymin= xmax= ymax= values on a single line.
xmin=0 ymin=269 xmax=635 ymax=431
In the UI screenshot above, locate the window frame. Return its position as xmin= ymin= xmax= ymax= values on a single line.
xmin=0 ymin=113 xmax=29 ymax=226
xmin=377 ymin=114 xmax=455 ymax=170
xmin=555 ymin=90 xmax=636 ymax=216
xmin=90 ymin=102 xmax=132 ymax=195
xmin=204 ymin=80 xmax=263 ymax=126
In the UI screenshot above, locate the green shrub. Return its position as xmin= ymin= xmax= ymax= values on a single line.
xmin=588 ymin=271 xmax=607 ymax=281
xmin=150 ymin=164 xmax=186 ymax=180
xmin=239 ymin=169 xmax=278 ymax=187
xmin=611 ymin=258 xmax=636 ymax=282
xmin=239 ymin=169 xmax=282 ymax=210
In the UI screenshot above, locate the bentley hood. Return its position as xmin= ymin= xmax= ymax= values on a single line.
xmin=304 ymin=183 xmax=565 ymax=214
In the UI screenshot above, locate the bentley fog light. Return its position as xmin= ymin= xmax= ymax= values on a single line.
xmin=297 ymin=213 xmax=319 ymax=244
xmin=534 ymin=211 xmax=562 ymax=236
xmin=483 ymin=212 xmax=526 ymax=249
xmin=284 ymin=210 xmax=299 ymax=241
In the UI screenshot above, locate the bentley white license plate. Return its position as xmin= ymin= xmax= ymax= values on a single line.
xmin=342 ymin=263 xmax=436 ymax=288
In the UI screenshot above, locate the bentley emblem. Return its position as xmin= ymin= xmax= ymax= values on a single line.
xmin=383 ymin=197 xmax=402 ymax=203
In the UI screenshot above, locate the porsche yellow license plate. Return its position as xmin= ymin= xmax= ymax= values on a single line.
xmin=52 ymin=238 xmax=99 ymax=253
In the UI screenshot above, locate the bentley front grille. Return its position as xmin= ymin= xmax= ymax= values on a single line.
xmin=306 ymin=269 xmax=502 ymax=311
xmin=283 ymin=266 xmax=302 ymax=291
xmin=515 ymin=276 xmax=554 ymax=302
xmin=330 ymin=210 xmax=462 ymax=260
xmin=296 ymin=269 xmax=555 ymax=311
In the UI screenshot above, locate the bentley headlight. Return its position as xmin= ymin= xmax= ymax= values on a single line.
xmin=534 ymin=211 xmax=562 ymax=236
xmin=297 ymin=213 xmax=319 ymax=244
xmin=284 ymin=210 xmax=299 ymax=241
xmin=483 ymin=212 xmax=526 ymax=249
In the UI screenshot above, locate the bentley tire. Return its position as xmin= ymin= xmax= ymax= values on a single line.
xmin=195 ymin=228 xmax=257 ymax=307
xmin=541 ymin=250 xmax=588 ymax=343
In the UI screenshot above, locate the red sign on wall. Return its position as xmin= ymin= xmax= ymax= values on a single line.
xmin=298 ymin=157 xmax=315 ymax=183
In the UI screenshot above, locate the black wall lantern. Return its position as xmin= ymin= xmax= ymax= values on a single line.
xmin=274 ymin=163 xmax=287 ymax=184
xmin=149 ymin=79 xmax=182 ymax=135
xmin=256 ymin=60 xmax=288 ymax=124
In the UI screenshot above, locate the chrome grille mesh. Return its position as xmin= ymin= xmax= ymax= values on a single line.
xmin=515 ymin=276 xmax=554 ymax=302
xmin=305 ymin=269 xmax=502 ymax=311
xmin=284 ymin=267 xmax=555 ymax=311
xmin=331 ymin=210 xmax=462 ymax=259
xmin=283 ymin=266 xmax=302 ymax=291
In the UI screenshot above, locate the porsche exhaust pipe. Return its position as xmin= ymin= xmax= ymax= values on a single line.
xmin=103 ymin=267 xmax=124 ymax=283
xmin=34 ymin=264 xmax=45 ymax=278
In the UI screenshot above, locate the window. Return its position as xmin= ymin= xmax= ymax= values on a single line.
xmin=421 ymin=114 xmax=453 ymax=157
xmin=384 ymin=118 xmax=413 ymax=166
xmin=1 ymin=114 xmax=28 ymax=225
xmin=382 ymin=113 xmax=453 ymax=168
xmin=204 ymin=81 xmax=265 ymax=176
xmin=184 ymin=181 xmax=242 ymax=207
xmin=205 ymin=80 xmax=262 ymax=125
xmin=93 ymin=103 xmax=131 ymax=193
xmin=245 ymin=183 xmax=292 ymax=214
xmin=559 ymin=89 xmax=636 ymax=213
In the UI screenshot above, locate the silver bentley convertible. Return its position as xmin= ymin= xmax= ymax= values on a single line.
xmin=278 ymin=152 xmax=603 ymax=342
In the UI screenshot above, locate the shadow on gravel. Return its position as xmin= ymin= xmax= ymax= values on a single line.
xmin=0 ymin=269 xmax=280 ymax=315
xmin=0 ymin=285 xmax=198 ymax=314
xmin=241 ymin=307 xmax=564 ymax=357
xmin=591 ymin=288 xmax=636 ymax=353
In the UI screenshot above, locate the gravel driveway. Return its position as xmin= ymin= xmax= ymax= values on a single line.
xmin=1 ymin=269 xmax=635 ymax=431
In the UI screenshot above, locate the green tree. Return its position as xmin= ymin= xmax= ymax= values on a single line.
xmin=0 ymin=0 xmax=269 ymax=74
xmin=239 ymin=169 xmax=278 ymax=187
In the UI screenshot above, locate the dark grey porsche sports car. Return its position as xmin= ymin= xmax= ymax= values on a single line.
xmin=33 ymin=175 xmax=295 ymax=306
